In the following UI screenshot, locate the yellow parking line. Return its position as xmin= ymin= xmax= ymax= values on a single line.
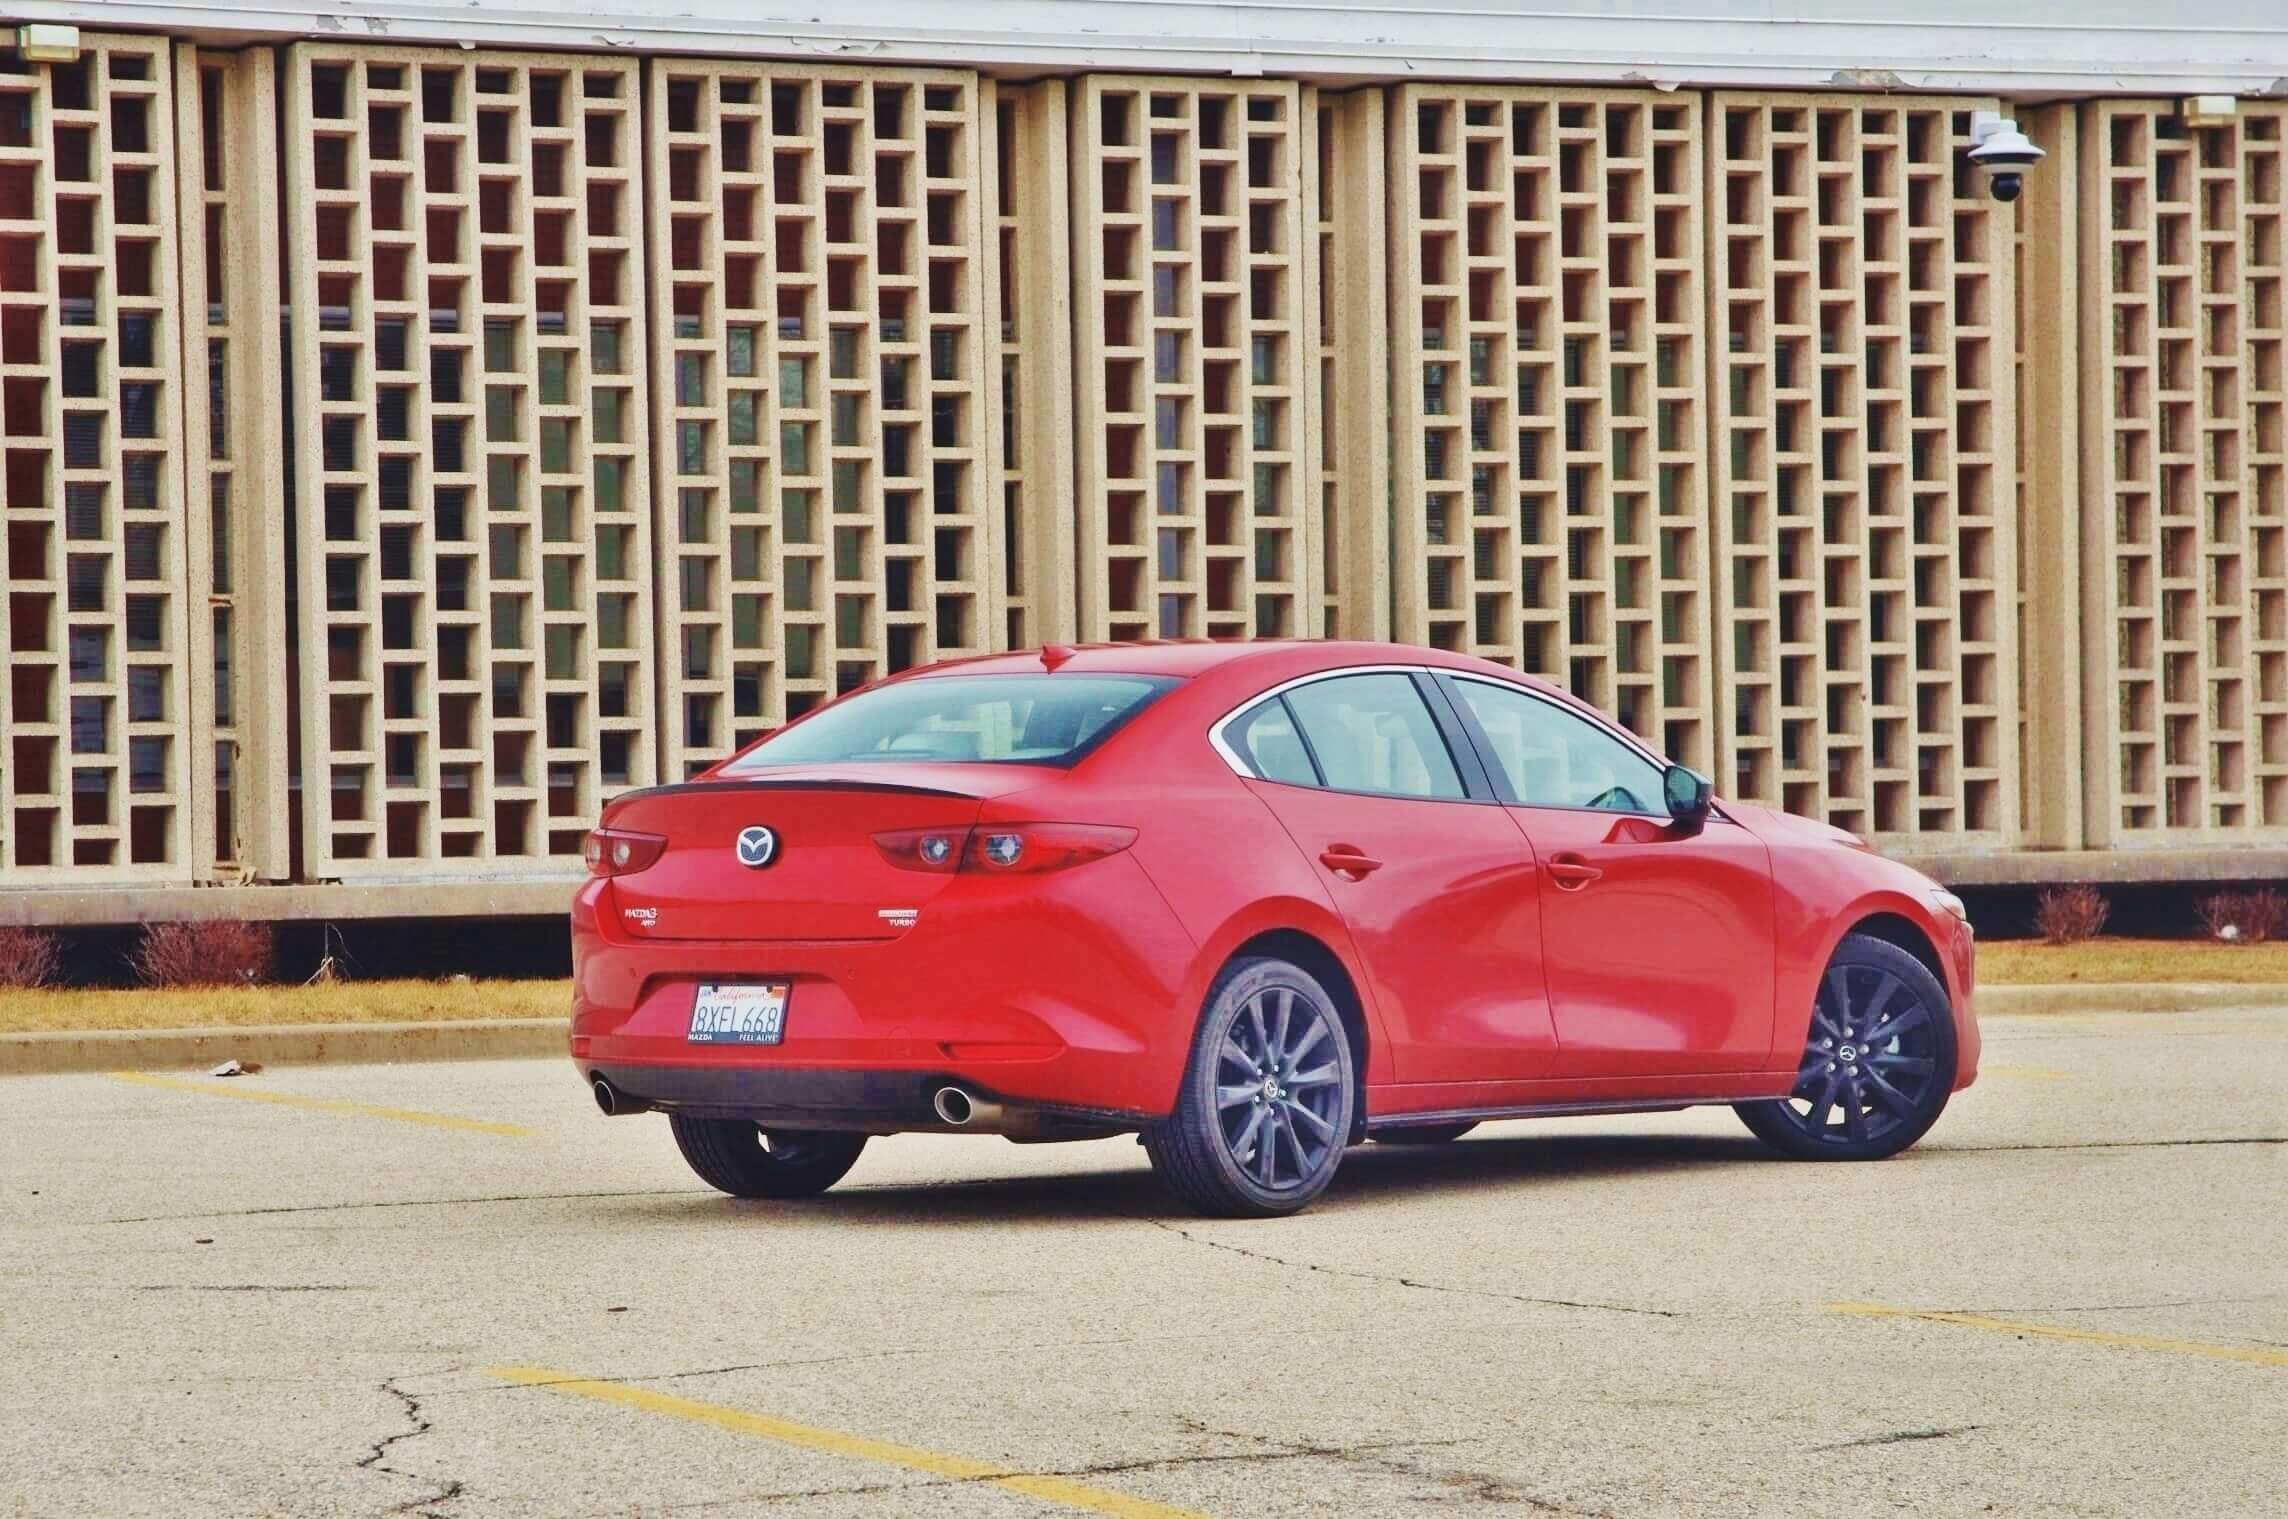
xmin=2166 ymin=1024 xmax=2288 ymax=1039
xmin=488 ymin=1366 xmax=1214 ymax=1519
xmin=106 ymin=1071 xmax=532 ymax=1137
xmin=1980 ymin=1065 xmax=2073 ymax=1081
xmin=1829 ymin=1302 xmax=2288 ymax=1367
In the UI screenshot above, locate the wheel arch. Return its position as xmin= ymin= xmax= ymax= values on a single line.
xmin=1225 ymin=926 xmax=1373 ymax=1145
xmin=1772 ymin=888 xmax=1961 ymax=1067
xmin=1844 ymin=911 xmax=1946 ymax=995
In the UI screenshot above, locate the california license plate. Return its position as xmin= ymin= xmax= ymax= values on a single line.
xmin=688 ymin=983 xmax=789 ymax=1045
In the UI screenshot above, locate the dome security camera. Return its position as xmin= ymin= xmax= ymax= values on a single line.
xmin=1967 ymin=111 xmax=2044 ymax=203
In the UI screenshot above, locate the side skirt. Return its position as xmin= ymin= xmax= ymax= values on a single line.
xmin=1363 ymin=1095 xmax=1769 ymax=1133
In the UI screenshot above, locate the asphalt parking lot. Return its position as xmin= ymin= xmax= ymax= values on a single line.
xmin=4 ymin=1006 xmax=2283 ymax=1519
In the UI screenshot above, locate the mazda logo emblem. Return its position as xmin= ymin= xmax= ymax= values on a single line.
xmin=735 ymin=825 xmax=778 ymax=869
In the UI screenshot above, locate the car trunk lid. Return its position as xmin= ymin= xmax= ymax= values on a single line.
xmin=602 ymin=765 xmax=1046 ymax=942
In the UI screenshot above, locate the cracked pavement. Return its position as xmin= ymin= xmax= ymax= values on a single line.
xmin=3 ymin=1004 xmax=2284 ymax=1516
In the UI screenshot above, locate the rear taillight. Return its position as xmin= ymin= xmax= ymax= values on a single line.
xmin=584 ymin=827 xmax=667 ymax=877
xmin=872 ymin=824 xmax=1135 ymax=874
xmin=872 ymin=827 xmax=968 ymax=873
xmin=969 ymin=824 xmax=1136 ymax=873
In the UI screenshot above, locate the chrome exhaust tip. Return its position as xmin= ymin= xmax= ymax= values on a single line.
xmin=592 ymin=1076 xmax=647 ymax=1117
xmin=931 ymin=1085 xmax=1060 ymax=1137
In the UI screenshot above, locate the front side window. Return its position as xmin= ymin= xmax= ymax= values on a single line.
xmin=727 ymin=674 xmax=1172 ymax=769
xmin=1281 ymin=672 xmax=1466 ymax=801
xmin=1450 ymin=677 xmax=1666 ymax=814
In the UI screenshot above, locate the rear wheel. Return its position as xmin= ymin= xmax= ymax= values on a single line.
xmin=669 ymin=1117 xmax=868 ymax=1198
xmin=1735 ymin=932 xmax=1957 ymax=1161
xmin=1144 ymin=956 xmax=1356 ymax=1218
xmin=1372 ymin=1122 xmax=1479 ymax=1145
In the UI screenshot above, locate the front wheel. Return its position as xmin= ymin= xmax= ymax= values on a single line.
xmin=669 ymin=1117 xmax=868 ymax=1198
xmin=1735 ymin=932 xmax=1957 ymax=1161
xmin=1144 ymin=956 xmax=1356 ymax=1218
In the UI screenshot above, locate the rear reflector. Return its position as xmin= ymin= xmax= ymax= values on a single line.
xmin=873 ymin=823 xmax=1136 ymax=875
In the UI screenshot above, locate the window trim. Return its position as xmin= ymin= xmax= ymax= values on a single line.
xmin=1207 ymin=664 xmax=1497 ymax=805
xmin=1436 ymin=671 xmax=1694 ymax=822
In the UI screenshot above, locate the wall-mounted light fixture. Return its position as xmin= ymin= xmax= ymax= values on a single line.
xmin=14 ymin=24 xmax=81 ymax=64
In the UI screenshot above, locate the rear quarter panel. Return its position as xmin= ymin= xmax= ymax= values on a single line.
xmin=1013 ymin=770 xmax=1396 ymax=1092
xmin=1049 ymin=664 xmax=1401 ymax=1089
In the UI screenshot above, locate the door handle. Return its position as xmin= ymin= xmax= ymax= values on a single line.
xmin=1319 ymin=845 xmax=1383 ymax=880
xmin=1547 ymin=853 xmax=1603 ymax=889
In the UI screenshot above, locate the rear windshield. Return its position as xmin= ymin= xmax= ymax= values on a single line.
xmin=726 ymin=674 xmax=1176 ymax=769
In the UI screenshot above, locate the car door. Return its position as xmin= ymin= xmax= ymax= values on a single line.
xmin=1436 ymin=673 xmax=1776 ymax=1079
xmin=1217 ymin=670 xmax=1556 ymax=1085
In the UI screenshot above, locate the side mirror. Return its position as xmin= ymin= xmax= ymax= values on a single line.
xmin=1663 ymin=766 xmax=1714 ymax=833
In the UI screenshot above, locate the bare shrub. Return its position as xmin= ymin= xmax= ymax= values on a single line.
xmin=2240 ymin=888 xmax=2286 ymax=942
xmin=0 ymin=926 xmax=63 ymax=989
xmin=132 ymin=920 xmax=275 ymax=988
xmin=2034 ymin=885 xmax=2109 ymax=946
xmin=2195 ymin=888 xmax=2288 ymax=944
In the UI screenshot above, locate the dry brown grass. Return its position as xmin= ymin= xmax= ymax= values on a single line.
xmin=1979 ymin=938 xmax=2288 ymax=986
xmin=0 ymin=978 xmax=571 ymax=1034
xmin=2 ymin=941 xmax=2277 ymax=1034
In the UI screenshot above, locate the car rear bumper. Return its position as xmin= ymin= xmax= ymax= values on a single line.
xmin=581 ymin=1061 xmax=1150 ymax=1134
xmin=567 ymin=851 xmax=1201 ymax=1124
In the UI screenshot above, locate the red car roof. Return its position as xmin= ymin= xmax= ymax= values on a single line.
xmin=923 ymin=641 xmax=1577 ymax=711
xmin=923 ymin=638 xmax=1562 ymax=691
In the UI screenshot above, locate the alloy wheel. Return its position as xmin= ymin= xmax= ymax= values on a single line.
xmin=1213 ymin=982 xmax=1345 ymax=1192
xmin=1778 ymin=962 xmax=1943 ymax=1146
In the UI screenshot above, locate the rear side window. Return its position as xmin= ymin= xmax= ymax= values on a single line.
xmin=1224 ymin=698 xmax=1319 ymax=785
xmin=726 ymin=674 xmax=1173 ymax=769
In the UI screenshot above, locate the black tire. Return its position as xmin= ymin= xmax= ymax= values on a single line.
xmin=1735 ymin=932 xmax=1958 ymax=1161
xmin=1144 ymin=956 xmax=1356 ymax=1218
xmin=669 ymin=1117 xmax=868 ymax=1199
xmin=1372 ymin=1122 xmax=1479 ymax=1145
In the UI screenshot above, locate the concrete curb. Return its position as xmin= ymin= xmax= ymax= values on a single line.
xmin=4 ymin=983 xmax=2283 ymax=1077
xmin=1979 ymin=982 xmax=2288 ymax=1016
xmin=0 ymin=1019 xmax=565 ymax=1076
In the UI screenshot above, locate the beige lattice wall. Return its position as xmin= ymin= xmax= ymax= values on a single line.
xmin=1070 ymin=76 xmax=1322 ymax=643
xmin=1707 ymin=94 xmax=2019 ymax=850
xmin=281 ymin=45 xmax=658 ymax=875
xmin=2080 ymin=100 xmax=2288 ymax=846
xmin=4 ymin=33 xmax=2285 ymax=896
xmin=0 ymin=32 xmax=197 ymax=881
xmin=650 ymin=60 xmax=1002 ymax=778
xmin=1389 ymin=86 xmax=1715 ymax=770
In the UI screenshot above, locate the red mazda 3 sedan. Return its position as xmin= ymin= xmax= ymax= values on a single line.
xmin=572 ymin=641 xmax=1977 ymax=1216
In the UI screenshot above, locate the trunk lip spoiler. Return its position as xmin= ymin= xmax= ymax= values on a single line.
xmin=606 ymin=776 xmax=987 ymax=807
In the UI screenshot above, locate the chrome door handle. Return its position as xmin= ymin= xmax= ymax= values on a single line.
xmin=1547 ymin=854 xmax=1603 ymax=889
